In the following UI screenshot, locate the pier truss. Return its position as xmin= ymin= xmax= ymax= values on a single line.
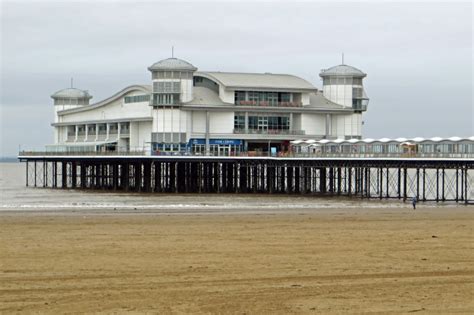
xmin=21 ymin=156 xmax=473 ymax=203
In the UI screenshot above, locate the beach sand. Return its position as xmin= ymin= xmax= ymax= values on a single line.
xmin=1 ymin=207 xmax=473 ymax=314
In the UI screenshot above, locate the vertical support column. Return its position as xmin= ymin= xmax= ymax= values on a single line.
xmin=154 ymin=162 xmax=161 ymax=192
xmin=386 ymin=168 xmax=390 ymax=198
xmin=397 ymin=167 xmax=401 ymax=199
xmin=80 ymin=162 xmax=86 ymax=189
xmin=436 ymin=168 xmax=439 ymax=202
xmin=26 ymin=160 xmax=29 ymax=187
xmin=347 ymin=167 xmax=352 ymax=196
xmin=422 ymin=168 xmax=426 ymax=201
xmin=416 ymin=168 xmax=420 ymax=200
xmin=464 ymin=166 xmax=468 ymax=205
xmin=379 ymin=168 xmax=383 ymax=199
xmin=442 ymin=167 xmax=445 ymax=201
xmin=205 ymin=111 xmax=210 ymax=155
xmin=34 ymin=160 xmax=37 ymax=187
xmin=294 ymin=166 xmax=300 ymax=194
xmin=113 ymin=163 xmax=119 ymax=190
xmin=62 ymin=161 xmax=67 ymax=188
xmin=337 ymin=167 xmax=342 ymax=195
xmin=455 ymin=167 xmax=459 ymax=202
xmin=319 ymin=168 xmax=326 ymax=194
xmin=287 ymin=165 xmax=293 ymax=193
xmin=244 ymin=112 xmax=249 ymax=134
xmin=71 ymin=161 xmax=77 ymax=188
xmin=403 ymin=167 xmax=407 ymax=202
xmin=328 ymin=167 xmax=334 ymax=194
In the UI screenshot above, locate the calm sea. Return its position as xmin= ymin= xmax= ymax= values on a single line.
xmin=0 ymin=162 xmax=454 ymax=214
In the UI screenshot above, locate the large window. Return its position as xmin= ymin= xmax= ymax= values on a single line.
xmin=234 ymin=91 xmax=294 ymax=106
xmin=153 ymin=82 xmax=181 ymax=93
xmin=152 ymin=94 xmax=180 ymax=105
xmin=236 ymin=114 xmax=290 ymax=133
xmin=124 ymin=94 xmax=150 ymax=103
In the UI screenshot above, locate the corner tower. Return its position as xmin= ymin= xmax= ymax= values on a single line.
xmin=319 ymin=63 xmax=369 ymax=112
xmin=51 ymin=87 xmax=92 ymax=122
xmin=148 ymin=57 xmax=197 ymax=152
xmin=148 ymin=57 xmax=197 ymax=106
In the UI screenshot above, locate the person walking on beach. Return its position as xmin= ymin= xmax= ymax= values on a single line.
xmin=412 ymin=196 xmax=417 ymax=210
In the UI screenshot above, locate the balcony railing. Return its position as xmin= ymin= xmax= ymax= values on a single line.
xmin=353 ymin=104 xmax=368 ymax=111
xmin=233 ymin=128 xmax=305 ymax=135
xmin=235 ymin=100 xmax=303 ymax=107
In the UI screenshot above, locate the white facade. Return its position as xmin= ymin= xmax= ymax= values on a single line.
xmin=49 ymin=57 xmax=369 ymax=155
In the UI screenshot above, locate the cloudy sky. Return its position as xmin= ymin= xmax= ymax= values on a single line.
xmin=1 ymin=0 xmax=472 ymax=156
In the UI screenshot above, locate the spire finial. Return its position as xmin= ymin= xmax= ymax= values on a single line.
xmin=342 ymin=53 xmax=344 ymax=65
xmin=172 ymin=46 xmax=174 ymax=58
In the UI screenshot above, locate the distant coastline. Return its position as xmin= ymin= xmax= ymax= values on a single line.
xmin=0 ymin=157 xmax=18 ymax=163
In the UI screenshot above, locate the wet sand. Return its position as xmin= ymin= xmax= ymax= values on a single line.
xmin=1 ymin=207 xmax=473 ymax=314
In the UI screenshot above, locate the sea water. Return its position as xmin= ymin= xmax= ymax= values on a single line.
xmin=0 ymin=162 xmax=460 ymax=214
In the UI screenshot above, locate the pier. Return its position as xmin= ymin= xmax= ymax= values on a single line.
xmin=18 ymin=155 xmax=473 ymax=204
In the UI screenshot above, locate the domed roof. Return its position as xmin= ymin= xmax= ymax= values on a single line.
xmin=51 ymin=88 xmax=92 ymax=99
xmin=148 ymin=57 xmax=197 ymax=71
xmin=320 ymin=64 xmax=366 ymax=77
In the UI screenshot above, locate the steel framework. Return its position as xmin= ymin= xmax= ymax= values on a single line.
xmin=21 ymin=157 xmax=473 ymax=203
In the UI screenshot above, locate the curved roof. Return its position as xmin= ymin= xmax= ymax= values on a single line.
xmin=148 ymin=57 xmax=197 ymax=71
xmin=196 ymin=71 xmax=317 ymax=91
xmin=57 ymin=85 xmax=151 ymax=115
xmin=319 ymin=64 xmax=366 ymax=78
xmin=51 ymin=88 xmax=92 ymax=99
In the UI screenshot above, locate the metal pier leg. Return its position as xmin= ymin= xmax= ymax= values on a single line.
xmin=422 ymin=168 xmax=426 ymax=201
xmin=62 ymin=162 xmax=67 ymax=188
xmin=319 ymin=167 xmax=326 ymax=194
xmin=347 ymin=167 xmax=352 ymax=196
xmin=403 ymin=167 xmax=407 ymax=202
xmin=386 ymin=168 xmax=390 ymax=198
xmin=442 ymin=168 xmax=445 ymax=201
xmin=34 ymin=160 xmax=37 ymax=187
xmin=455 ymin=167 xmax=459 ymax=202
xmin=397 ymin=167 xmax=401 ymax=199
xmin=436 ymin=168 xmax=439 ymax=202
xmin=71 ymin=162 xmax=77 ymax=189
xmin=379 ymin=168 xmax=383 ymax=200
xmin=26 ymin=160 xmax=29 ymax=187
xmin=416 ymin=168 xmax=420 ymax=201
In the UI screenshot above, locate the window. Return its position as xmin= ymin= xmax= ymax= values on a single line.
xmin=153 ymin=82 xmax=180 ymax=93
xmin=234 ymin=115 xmax=245 ymax=130
xmin=352 ymin=87 xmax=363 ymax=98
xmin=152 ymin=94 xmax=180 ymax=105
xmin=279 ymin=93 xmax=291 ymax=102
xmin=124 ymin=94 xmax=151 ymax=103
xmin=235 ymin=91 xmax=246 ymax=104
xmin=248 ymin=91 xmax=259 ymax=102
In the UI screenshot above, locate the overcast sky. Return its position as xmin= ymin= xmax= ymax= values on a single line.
xmin=1 ymin=0 xmax=472 ymax=156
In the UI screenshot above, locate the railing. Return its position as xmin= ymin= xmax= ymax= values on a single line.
xmin=18 ymin=150 xmax=474 ymax=159
xmin=233 ymin=128 xmax=305 ymax=135
xmin=19 ymin=150 xmax=147 ymax=156
xmin=235 ymin=100 xmax=303 ymax=107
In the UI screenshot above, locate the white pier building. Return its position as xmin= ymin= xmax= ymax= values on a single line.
xmin=49 ymin=57 xmax=369 ymax=155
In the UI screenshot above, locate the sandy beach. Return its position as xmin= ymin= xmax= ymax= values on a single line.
xmin=1 ymin=206 xmax=473 ymax=314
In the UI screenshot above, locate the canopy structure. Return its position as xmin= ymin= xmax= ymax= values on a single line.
xmin=290 ymin=137 xmax=474 ymax=157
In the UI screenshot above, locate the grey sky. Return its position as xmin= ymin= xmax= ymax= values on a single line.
xmin=1 ymin=0 xmax=472 ymax=156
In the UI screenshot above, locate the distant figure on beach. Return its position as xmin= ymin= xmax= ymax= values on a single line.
xmin=412 ymin=196 xmax=417 ymax=210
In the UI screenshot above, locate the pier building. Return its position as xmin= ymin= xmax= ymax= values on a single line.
xmin=49 ymin=57 xmax=369 ymax=155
